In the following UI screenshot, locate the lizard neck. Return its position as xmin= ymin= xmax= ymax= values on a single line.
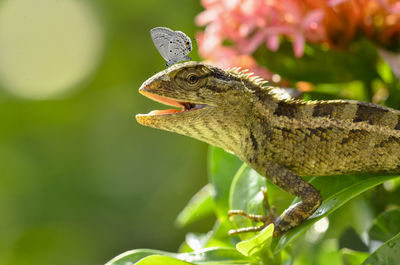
xmin=155 ymin=103 xmax=253 ymax=155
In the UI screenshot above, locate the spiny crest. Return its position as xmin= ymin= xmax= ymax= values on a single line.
xmin=226 ymin=66 xmax=269 ymax=88
xmin=269 ymin=87 xmax=304 ymax=101
xmin=225 ymin=66 xmax=302 ymax=101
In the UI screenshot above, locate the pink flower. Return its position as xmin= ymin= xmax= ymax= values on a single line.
xmin=195 ymin=0 xmax=400 ymax=77
xmin=328 ymin=0 xmax=349 ymax=6
xmin=196 ymin=0 xmax=327 ymax=61
xmin=375 ymin=0 xmax=400 ymax=14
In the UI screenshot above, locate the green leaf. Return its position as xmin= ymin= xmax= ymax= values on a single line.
xmin=236 ymin=224 xmax=274 ymax=257
xmin=184 ymin=227 xmax=235 ymax=251
xmin=178 ymin=240 xmax=195 ymax=253
xmin=176 ymin=184 xmax=214 ymax=227
xmin=341 ymin=249 xmax=369 ymax=265
xmin=136 ymin=255 xmax=194 ymax=265
xmin=229 ymin=164 xmax=267 ymax=240
xmin=106 ymin=249 xmax=175 ymax=265
xmin=106 ymin=247 xmax=256 ymax=265
xmin=362 ymin=232 xmax=400 ymax=265
xmin=202 ymin=220 xmax=237 ymax=249
xmin=369 ymin=209 xmax=400 ymax=243
xmin=185 ymin=233 xmax=211 ymax=251
xmin=181 ymin=220 xmax=238 ymax=252
xmin=377 ymin=56 xmax=394 ymax=84
xmin=208 ymin=146 xmax=243 ymax=222
xmin=273 ymin=174 xmax=400 ymax=253
xmin=176 ymin=247 xmax=257 ymax=264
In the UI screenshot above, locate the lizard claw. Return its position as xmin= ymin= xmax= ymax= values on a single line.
xmin=228 ymin=223 xmax=269 ymax=235
xmin=228 ymin=187 xmax=278 ymax=235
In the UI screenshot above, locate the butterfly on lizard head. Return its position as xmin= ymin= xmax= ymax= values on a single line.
xmin=150 ymin=27 xmax=192 ymax=67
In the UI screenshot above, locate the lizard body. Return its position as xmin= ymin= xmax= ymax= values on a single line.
xmin=136 ymin=62 xmax=400 ymax=235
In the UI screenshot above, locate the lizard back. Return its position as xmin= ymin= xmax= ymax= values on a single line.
xmin=250 ymin=97 xmax=400 ymax=176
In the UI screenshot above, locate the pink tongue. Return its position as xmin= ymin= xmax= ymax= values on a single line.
xmin=149 ymin=109 xmax=181 ymax=115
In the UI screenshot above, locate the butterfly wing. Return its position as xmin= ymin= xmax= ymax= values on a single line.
xmin=167 ymin=31 xmax=192 ymax=64
xmin=150 ymin=27 xmax=175 ymax=61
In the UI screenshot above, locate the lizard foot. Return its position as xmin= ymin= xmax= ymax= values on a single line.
xmin=228 ymin=187 xmax=278 ymax=235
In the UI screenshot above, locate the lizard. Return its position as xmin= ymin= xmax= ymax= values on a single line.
xmin=136 ymin=61 xmax=400 ymax=236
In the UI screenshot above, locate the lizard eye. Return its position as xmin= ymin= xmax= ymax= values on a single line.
xmin=187 ymin=74 xmax=199 ymax=85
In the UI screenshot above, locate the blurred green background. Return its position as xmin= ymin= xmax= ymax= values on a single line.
xmin=0 ymin=1 xmax=208 ymax=264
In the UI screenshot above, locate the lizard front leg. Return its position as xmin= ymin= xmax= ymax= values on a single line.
xmin=229 ymin=160 xmax=322 ymax=236
xmin=266 ymin=161 xmax=322 ymax=236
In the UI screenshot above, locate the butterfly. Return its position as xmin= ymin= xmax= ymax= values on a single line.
xmin=150 ymin=27 xmax=192 ymax=67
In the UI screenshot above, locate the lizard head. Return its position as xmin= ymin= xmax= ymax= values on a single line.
xmin=136 ymin=61 xmax=258 ymax=152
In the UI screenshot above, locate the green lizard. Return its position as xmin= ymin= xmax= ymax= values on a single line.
xmin=136 ymin=61 xmax=400 ymax=236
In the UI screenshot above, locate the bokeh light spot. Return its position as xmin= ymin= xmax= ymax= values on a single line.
xmin=314 ymin=217 xmax=329 ymax=233
xmin=0 ymin=0 xmax=104 ymax=99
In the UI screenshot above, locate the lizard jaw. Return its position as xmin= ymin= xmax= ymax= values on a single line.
xmin=137 ymin=88 xmax=209 ymax=117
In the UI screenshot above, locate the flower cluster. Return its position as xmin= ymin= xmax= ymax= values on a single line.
xmin=196 ymin=0 xmax=400 ymax=76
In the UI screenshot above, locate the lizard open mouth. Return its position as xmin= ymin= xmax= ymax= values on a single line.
xmin=139 ymin=89 xmax=208 ymax=116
